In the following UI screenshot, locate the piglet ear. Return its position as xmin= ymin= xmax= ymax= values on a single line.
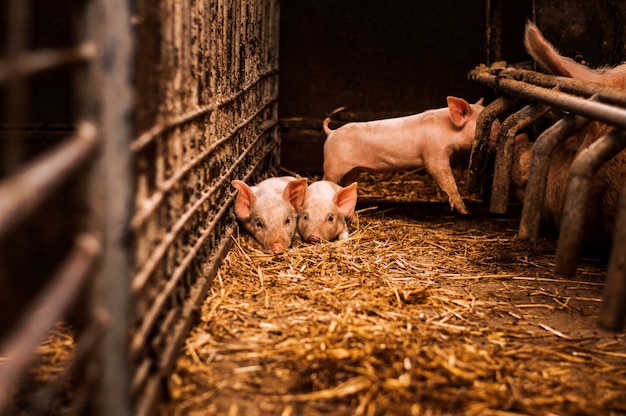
xmin=232 ymin=180 xmax=256 ymax=219
xmin=283 ymin=178 xmax=308 ymax=211
xmin=334 ymin=182 xmax=358 ymax=218
xmin=447 ymin=96 xmax=473 ymax=128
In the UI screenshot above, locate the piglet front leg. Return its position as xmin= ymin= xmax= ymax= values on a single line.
xmin=426 ymin=157 xmax=469 ymax=214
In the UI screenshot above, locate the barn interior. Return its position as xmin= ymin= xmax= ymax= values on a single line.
xmin=1 ymin=1 xmax=626 ymax=415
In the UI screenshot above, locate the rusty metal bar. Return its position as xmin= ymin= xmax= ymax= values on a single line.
xmin=131 ymin=121 xmax=277 ymax=293
xmin=469 ymin=66 xmax=626 ymax=129
xmin=518 ymin=114 xmax=590 ymax=240
xmin=129 ymin=126 xmax=277 ymax=361
xmin=131 ymin=118 xmax=278 ymax=294
xmin=598 ymin=184 xmax=626 ymax=330
xmin=0 ymin=44 xmax=97 ymax=82
xmin=555 ymin=129 xmax=626 ymax=276
xmin=96 ymin=0 xmax=135 ymax=414
xmin=133 ymin=222 xmax=235 ymax=416
xmin=17 ymin=318 xmax=105 ymax=416
xmin=0 ymin=234 xmax=101 ymax=411
xmin=490 ymin=103 xmax=551 ymax=214
xmin=498 ymin=67 xmax=626 ymax=107
xmin=467 ymin=95 xmax=519 ymax=194
xmin=0 ymin=122 xmax=99 ymax=240
xmin=131 ymin=96 xmax=278 ymax=230
xmin=130 ymin=69 xmax=278 ymax=153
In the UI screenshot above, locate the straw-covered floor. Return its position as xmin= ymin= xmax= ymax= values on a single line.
xmin=159 ymin=170 xmax=626 ymax=416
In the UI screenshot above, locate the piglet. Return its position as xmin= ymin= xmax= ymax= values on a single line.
xmin=231 ymin=176 xmax=307 ymax=253
xmin=322 ymin=96 xmax=484 ymax=214
xmin=298 ymin=181 xmax=358 ymax=243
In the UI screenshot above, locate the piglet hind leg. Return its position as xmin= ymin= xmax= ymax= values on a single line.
xmin=426 ymin=161 xmax=469 ymax=214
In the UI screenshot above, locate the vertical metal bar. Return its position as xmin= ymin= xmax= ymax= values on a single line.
xmin=599 ymin=184 xmax=626 ymax=330
xmin=484 ymin=0 xmax=502 ymax=65
xmin=490 ymin=103 xmax=551 ymax=214
xmin=467 ymin=95 xmax=519 ymax=194
xmin=3 ymin=0 xmax=29 ymax=174
xmin=518 ymin=115 xmax=590 ymax=240
xmin=92 ymin=0 xmax=135 ymax=414
xmin=555 ymin=130 xmax=626 ymax=276
xmin=0 ymin=235 xmax=101 ymax=410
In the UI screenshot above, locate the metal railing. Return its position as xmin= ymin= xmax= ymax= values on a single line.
xmin=468 ymin=63 xmax=626 ymax=331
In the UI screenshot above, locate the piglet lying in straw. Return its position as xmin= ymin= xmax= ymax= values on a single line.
xmin=231 ymin=176 xmax=307 ymax=253
xmin=298 ymin=181 xmax=358 ymax=243
xmin=322 ymin=97 xmax=484 ymax=214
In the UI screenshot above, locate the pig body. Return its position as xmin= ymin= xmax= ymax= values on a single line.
xmin=322 ymin=97 xmax=484 ymax=214
xmin=297 ymin=181 xmax=358 ymax=243
xmin=512 ymin=22 xmax=626 ymax=254
xmin=232 ymin=176 xmax=307 ymax=253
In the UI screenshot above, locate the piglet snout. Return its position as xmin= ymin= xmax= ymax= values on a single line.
xmin=307 ymin=235 xmax=321 ymax=243
xmin=271 ymin=242 xmax=287 ymax=253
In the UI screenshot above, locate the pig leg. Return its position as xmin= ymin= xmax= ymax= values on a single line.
xmin=425 ymin=159 xmax=469 ymax=214
xmin=323 ymin=166 xmax=361 ymax=187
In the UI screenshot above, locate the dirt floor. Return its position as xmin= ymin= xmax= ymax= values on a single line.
xmin=158 ymin=169 xmax=626 ymax=415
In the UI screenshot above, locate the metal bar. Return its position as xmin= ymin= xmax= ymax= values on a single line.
xmin=490 ymin=103 xmax=551 ymax=214
xmin=130 ymin=69 xmax=279 ymax=153
xmin=598 ymin=184 xmax=626 ymax=330
xmin=0 ymin=122 xmax=99 ymax=239
xmin=0 ymin=44 xmax=97 ymax=83
xmin=469 ymin=67 xmax=626 ymax=129
xmin=133 ymin=222 xmax=236 ymax=416
xmin=131 ymin=119 xmax=278 ymax=294
xmin=555 ymin=130 xmax=626 ymax=276
xmin=131 ymin=96 xmax=278 ymax=230
xmin=97 ymin=0 xmax=135 ymax=414
xmin=498 ymin=67 xmax=626 ymax=107
xmin=484 ymin=0 xmax=502 ymax=64
xmin=518 ymin=114 xmax=590 ymax=240
xmin=467 ymin=95 xmax=519 ymax=194
xmin=19 ymin=318 xmax=105 ymax=416
xmin=0 ymin=234 xmax=101 ymax=411
xmin=129 ymin=131 xmax=277 ymax=361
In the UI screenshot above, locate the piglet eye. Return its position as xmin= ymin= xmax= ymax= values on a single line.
xmin=302 ymin=213 xmax=308 ymax=221
xmin=254 ymin=219 xmax=264 ymax=229
xmin=285 ymin=217 xmax=291 ymax=225
xmin=328 ymin=214 xmax=335 ymax=224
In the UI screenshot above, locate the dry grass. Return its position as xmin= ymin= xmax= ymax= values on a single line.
xmin=159 ymin=170 xmax=626 ymax=416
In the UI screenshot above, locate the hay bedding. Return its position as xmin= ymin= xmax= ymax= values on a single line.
xmin=7 ymin=170 xmax=626 ymax=415
xmin=160 ymin=170 xmax=626 ymax=416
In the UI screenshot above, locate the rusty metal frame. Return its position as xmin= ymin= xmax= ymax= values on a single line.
xmin=0 ymin=0 xmax=123 ymax=413
xmin=599 ymin=185 xmax=626 ymax=330
xmin=518 ymin=114 xmax=590 ymax=240
xmin=470 ymin=63 xmax=626 ymax=331
xmin=490 ymin=103 xmax=551 ymax=213
xmin=554 ymin=129 xmax=626 ymax=275
xmin=467 ymin=95 xmax=519 ymax=194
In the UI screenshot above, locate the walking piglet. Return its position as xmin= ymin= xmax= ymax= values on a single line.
xmin=232 ymin=176 xmax=307 ymax=253
xmin=297 ymin=181 xmax=358 ymax=243
xmin=322 ymin=97 xmax=484 ymax=214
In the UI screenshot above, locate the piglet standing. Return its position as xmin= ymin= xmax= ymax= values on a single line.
xmin=298 ymin=181 xmax=358 ymax=243
xmin=231 ymin=176 xmax=307 ymax=253
xmin=322 ymin=96 xmax=484 ymax=214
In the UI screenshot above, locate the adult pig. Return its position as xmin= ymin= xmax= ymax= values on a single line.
xmin=232 ymin=176 xmax=307 ymax=253
xmin=322 ymin=96 xmax=484 ymax=214
xmin=298 ymin=181 xmax=358 ymax=243
xmin=512 ymin=22 xmax=626 ymax=253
